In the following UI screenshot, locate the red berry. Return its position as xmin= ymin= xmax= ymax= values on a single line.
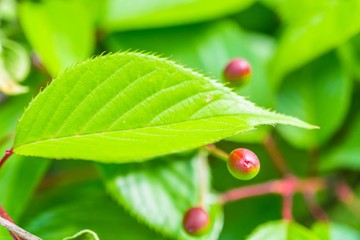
xmin=223 ymin=58 xmax=252 ymax=84
xmin=183 ymin=207 xmax=210 ymax=236
xmin=227 ymin=148 xmax=260 ymax=180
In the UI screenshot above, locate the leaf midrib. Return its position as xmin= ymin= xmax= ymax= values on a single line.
xmin=14 ymin=113 xmax=253 ymax=150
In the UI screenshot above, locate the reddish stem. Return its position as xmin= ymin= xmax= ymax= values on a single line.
xmin=263 ymin=135 xmax=289 ymax=176
xmin=221 ymin=181 xmax=279 ymax=204
xmin=0 ymin=148 xmax=14 ymax=169
xmin=0 ymin=205 xmax=23 ymax=240
xmin=282 ymin=193 xmax=293 ymax=221
xmin=221 ymin=176 xmax=324 ymax=204
xmin=0 ymin=206 xmax=14 ymax=223
xmin=303 ymin=191 xmax=328 ymax=221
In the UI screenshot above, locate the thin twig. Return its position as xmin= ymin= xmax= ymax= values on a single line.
xmin=0 ymin=217 xmax=41 ymax=240
xmin=263 ymin=135 xmax=289 ymax=176
xmin=0 ymin=206 xmax=20 ymax=240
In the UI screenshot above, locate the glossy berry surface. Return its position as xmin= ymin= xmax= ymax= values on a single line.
xmin=227 ymin=148 xmax=260 ymax=180
xmin=223 ymin=58 xmax=252 ymax=84
xmin=183 ymin=207 xmax=210 ymax=236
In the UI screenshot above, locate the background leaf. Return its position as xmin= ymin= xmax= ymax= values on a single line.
xmin=99 ymin=151 xmax=223 ymax=240
xmin=100 ymin=0 xmax=254 ymax=31
xmin=14 ymin=52 xmax=314 ymax=163
xmin=19 ymin=180 xmax=163 ymax=240
xmin=18 ymin=0 xmax=95 ymax=75
xmin=320 ymin=113 xmax=360 ymax=171
xmin=312 ymin=222 xmax=360 ymax=240
xmin=246 ymin=220 xmax=319 ymax=240
xmin=276 ymin=52 xmax=351 ymax=149
xmin=269 ymin=0 xmax=360 ymax=87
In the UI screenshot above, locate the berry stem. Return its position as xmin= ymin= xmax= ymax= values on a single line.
xmin=282 ymin=192 xmax=293 ymax=221
xmin=198 ymin=150 xmax=209 ymax=206
xmin=205 ymin=144 xmax=228 ymax=162
xmin=0 ymin=148 xmax=14 ymax=170
xmin=263 ymin=135 xmax=290 ymax=176
xmin=308 ymin=148 xmax=320 ymax=176
xmin=220 ymin=176 xmax=324 ymax=204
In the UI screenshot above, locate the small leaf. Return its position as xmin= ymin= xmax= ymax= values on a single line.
xmin=101 ymin=0 xmax=255 ymax=31
xmin=246 ymin=220 xmax=319 ymax=240
xmin=14 ymin=52 xmax=315 ymax=163
xmin=0 ymin=38 xmax=30 ymax=82
xmin=0 ymin=39 xmax=29 ymax=95
xmin=99 ymin=151 xmax=223 ymax=240
xmin=0 ymin=72 xmax=28 ymax=95
xmin=276 ymin=52 xmax=351 ymax=149
xmin=18 ymin=0 xmax=95 ymax=75
xmin=312 ymin=222 xmax=360 ymax=240
xmin=63 ymin=230 xmax=99 ymax=240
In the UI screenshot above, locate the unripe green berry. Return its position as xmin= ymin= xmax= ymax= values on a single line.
xmin=223 ymin=58 xmax=252 ymax=85
xmin=227 ymin=148 xmax=260 ymax=180
xmin=183 ymin=207 xmax=210 ymax=236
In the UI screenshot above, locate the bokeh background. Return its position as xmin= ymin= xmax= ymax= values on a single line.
xmin=1 ymin=0 xmax=360 ymax=239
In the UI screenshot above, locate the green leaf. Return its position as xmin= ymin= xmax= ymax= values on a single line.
xmin=269 ymin=0 xmax=360 ymax=87
xmin=276 ymin=52 xmax=351 ymax=149
xmin=246 ymin=220 xmax=319 ymax=240
xmin=63 ymin=230 xmax=99 ymax=240
xmin=21 ymin=180 xmax=163 ymax=240
xmin=312 ymin=222 xmax=360 ymax=240
xmin=14 ymin=52 xmax=314 ymax=163
xmin=106 ymin=20 xmax=276 ymax=108
xmin=18 ymin=0 xmax=95 ymax=75
xmin=100 ymin=0 xmax=254 ymax=31
xmin=320 ymin=113 xmax=360 ymax=171
xmin=99 ymin=151 xmax=223 ymax=240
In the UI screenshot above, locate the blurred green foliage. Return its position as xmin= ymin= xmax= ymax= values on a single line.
xmin=1 ymin=0 xmax=360 ymax=239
